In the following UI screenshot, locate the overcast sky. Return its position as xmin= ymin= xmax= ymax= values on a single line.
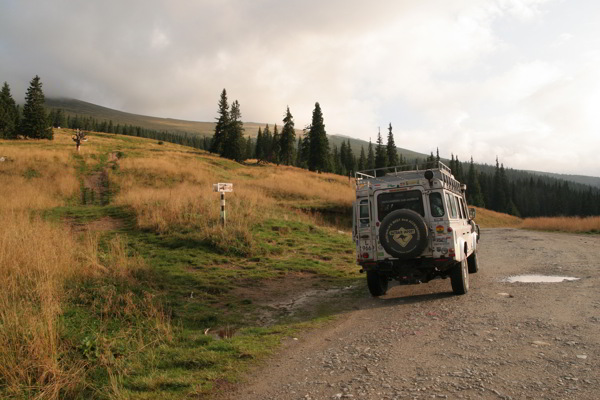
xmin=1 ymin=0 xmax=599 ymax=176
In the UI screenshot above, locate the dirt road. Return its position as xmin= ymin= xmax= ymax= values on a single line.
xmin=227 ymin=229 xmax=600 ymax=400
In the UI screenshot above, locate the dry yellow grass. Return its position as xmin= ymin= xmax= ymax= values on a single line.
xmin=472 ymin=206 xmax=523 ymax=228
xmin=0 ymin=131 xmax=173 ymax=398
xmin=0 ymin=210 xmax=166 ymax=399
xmin=0 ymin=212 xmax=85 ymax=398
xmin=0 ymin=147 xmax=79 ymax=211
xmin=250 ymin=166 xmax=355 ymax=206
xmin=111 ymin=152 xmax=355 ymax=254
xmin=522 ymin=216 xmax=600 ymax=233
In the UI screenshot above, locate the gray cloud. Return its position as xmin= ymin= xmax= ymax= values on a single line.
xmin=1 ymin=0 xmax=598 ymax=176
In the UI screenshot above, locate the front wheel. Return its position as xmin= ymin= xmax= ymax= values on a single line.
xmin=367 ymin=271 xmax=388 ymax=297
xmin=467 ymin=250 xmax=479 ymax=274
xmin=451 ymin=257 xmax=469 ymax=295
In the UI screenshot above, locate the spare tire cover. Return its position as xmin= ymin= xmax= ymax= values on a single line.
xmin=379 ymin=209 xmax=428 ymax=259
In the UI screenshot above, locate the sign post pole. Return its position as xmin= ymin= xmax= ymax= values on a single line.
xmin=213 ymin=183 xmax=233 ymax=227
xmin=220 ymin=192 xmax=226 ymax=226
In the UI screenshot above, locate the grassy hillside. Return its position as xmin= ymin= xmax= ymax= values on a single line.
xmin=46 ymin=97 xmax=430 ymax=162
xmin=472 ymin=206 xmax=522 ymax=228
xmin=472 ymin=207 xmax=600 ymax=233
xmin=0 ymin=129 xmax=361 ymax=399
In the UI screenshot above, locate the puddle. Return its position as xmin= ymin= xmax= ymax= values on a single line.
xmin=502 ymin=275 xmax=580 ymax=283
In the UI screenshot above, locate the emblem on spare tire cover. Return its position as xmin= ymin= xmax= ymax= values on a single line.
xmin=389 ymin=227 xmax=416 ymax=247
xmin=379 ymin=209 xmax=428 ymax=259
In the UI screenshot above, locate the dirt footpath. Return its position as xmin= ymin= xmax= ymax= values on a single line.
xmin=227 ymin=229 xmax=600 ymax=400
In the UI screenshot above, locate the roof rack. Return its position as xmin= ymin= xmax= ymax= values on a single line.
xmin=355 ymin=161 xmax=463 ymax=194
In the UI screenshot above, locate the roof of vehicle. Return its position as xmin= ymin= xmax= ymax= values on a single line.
xmin=356 ymin=161 xmax=464 ymax=195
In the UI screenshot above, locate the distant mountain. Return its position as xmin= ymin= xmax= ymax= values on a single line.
xmin=524 ymin=170 xmax=600 ymax=189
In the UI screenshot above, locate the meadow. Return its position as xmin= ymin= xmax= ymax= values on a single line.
xmin=0 ymin=130 xmax=596 ymax=399
xmin=0 ymin=130 xmax=358 ymax=399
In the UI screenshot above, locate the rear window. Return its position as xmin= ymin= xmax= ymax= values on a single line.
xmin=377 ymin=190 xmax=424 ymax=221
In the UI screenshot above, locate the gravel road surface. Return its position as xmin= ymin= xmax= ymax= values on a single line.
xmin=226 ymin=229 xmax=599 ymax=400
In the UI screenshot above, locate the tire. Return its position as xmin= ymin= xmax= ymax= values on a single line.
xmin=367 ymin=271 xmax=388 ymax=297
xmin=467 ymin=250 xmax=479 ymax=274
xmin=451 ymin=257 xmax=469 ymax=295
xmin=378 ymin=209 xmax=428 ymax=260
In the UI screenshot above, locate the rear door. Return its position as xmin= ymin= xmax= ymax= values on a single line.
xmin=374 ymin=187 xmax=427 ymax=258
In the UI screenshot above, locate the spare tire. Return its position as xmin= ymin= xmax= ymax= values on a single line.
xmin=379 ymin=209 xmax=428 ymax=259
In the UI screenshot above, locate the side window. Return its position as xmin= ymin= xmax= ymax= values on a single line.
xmin=459 ymin=198 xmax=468 ymax=219
xmin=455 ymin=196 xmax=465 ymax=219
xmin=446 ymin=193 xmax=457 ymax=219
xmin=451 ymin=196 xmax=459 ymax=219
xmin=359 ymin=199 xmax=370 ymax=227
xmin=429 ymin=192 xmax=445 ymax=217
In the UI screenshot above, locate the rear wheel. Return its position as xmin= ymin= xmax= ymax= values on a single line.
xmin=367 ymin=271 xmax=388 ymax=297
xmin=451 ymin=257 xmax=469 ymax=295
xmin=467 ymin=250 xmax=479 ymax=274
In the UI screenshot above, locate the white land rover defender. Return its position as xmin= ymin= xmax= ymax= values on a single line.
xmin=353 ymin=161 xmax=480 ymax=297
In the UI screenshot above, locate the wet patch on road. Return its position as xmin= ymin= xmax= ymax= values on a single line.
xmin=502 ymin=275 xmax=580 ymax=283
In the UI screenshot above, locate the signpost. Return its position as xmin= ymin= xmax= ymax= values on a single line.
xmin=213 ymin=183 xmax=233 ymax=226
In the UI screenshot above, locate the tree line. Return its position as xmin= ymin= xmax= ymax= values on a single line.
xmin=3 ymin=78 xmax=598 ymax=218
xmin=209 ymin=89 xmax=409 ymax=176
xmin=448 ymin=156 xmax=600 ymax=218
xmin=209 ymin=89 xmax=600 ymax=218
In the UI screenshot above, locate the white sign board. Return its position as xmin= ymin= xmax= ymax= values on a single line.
xmin=213 ymin=183 xmax=233 ymax=192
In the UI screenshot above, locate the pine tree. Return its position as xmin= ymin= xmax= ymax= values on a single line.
xmin=299 ymin=130 xmax=311 ymax=168
xmin=20 ymin=75 xmax=52 ymax=139
xmin=331 ymin=145 xmax=342 ymax=174
xmin=262 ymin=124 xmax=273 ymax=162
xmin=386 ymin=123 xmax=398 ymax=167
xmin=491 ymin=157 xmax=507 ymax=212
xmin=308 ymin=102 xmax=329 ymax=172
xmin=358 ymin=146 xmax=366 ymax=171
xmin=245 ymin=135 xmax=254 ymax=160
xmin=255 ymin=127 xmax=264 ymax=162
xmin=367 ymin=139 xmax=375 ymax=170
xmin=271 ymin=124 xmax=281 ymax=165
xmin=221 ymin=100 xmax=244 ymax=161
xmin=49 ymin=108 xmax=66 ymax=128
xmin=0 ymin=82 xmax=19 ymax=139
xmin=211 ymin=89 xmax=229 ymax=154
xmin=375 ymin=128 xmax=387 ymax=172
xmin=339 ymin=141 xmax=348 ymax=176
xmin=279 ymin=106 xmax=296 ymax=165
xmin=345 ymin=138 xmax=355 ymax=174
xmin=435 ymin=147 xmax=440 ymax=163
xmin=467 ymin=157 xmax=485 ymax=207
xmin=295 ymin=136 xmax=304 ymax=167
